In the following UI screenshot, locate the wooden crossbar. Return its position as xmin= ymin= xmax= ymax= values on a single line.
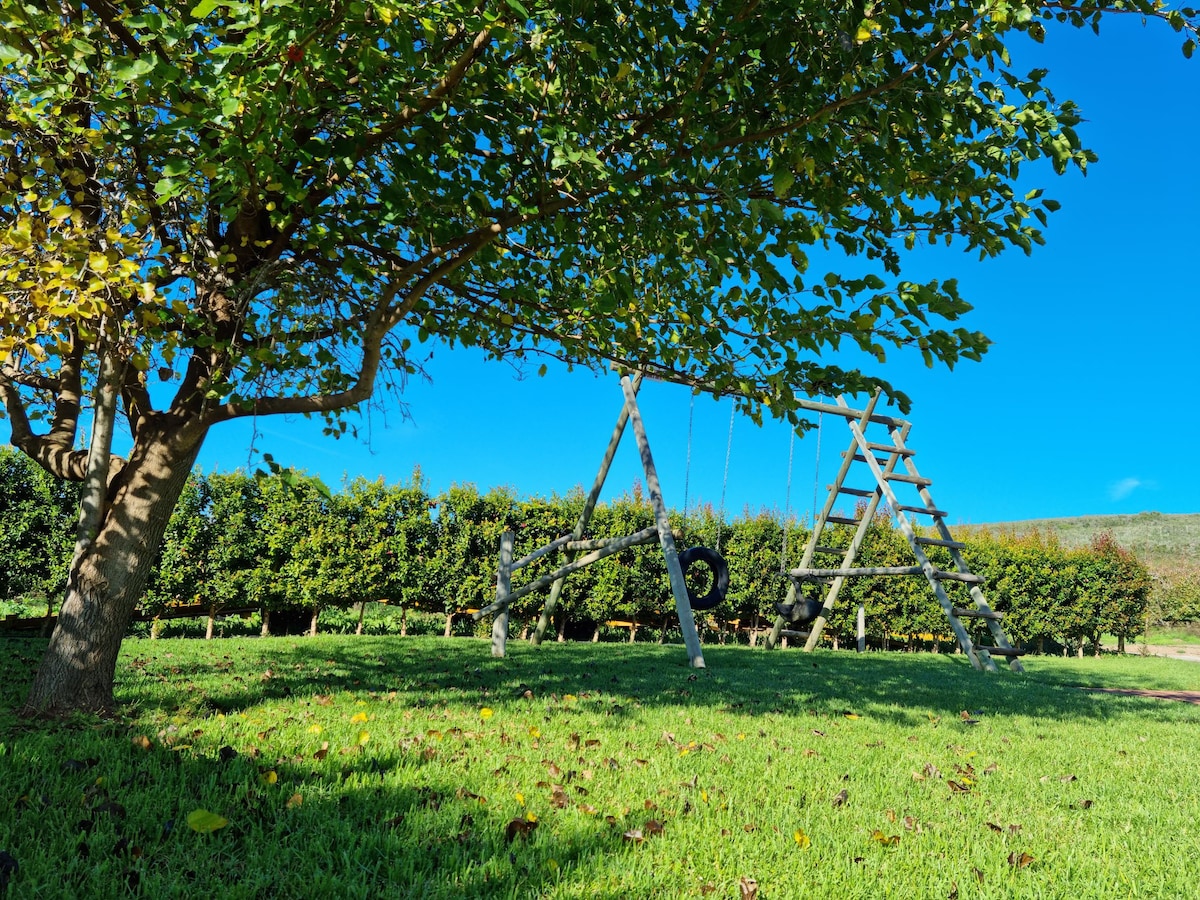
xmin=475 ymin=525 xmax=660 ymax=620
xmin=511 ymin=534 xmax=574 ymax=572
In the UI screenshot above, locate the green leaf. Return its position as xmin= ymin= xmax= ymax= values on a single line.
xmin=190 ymin=0 xmax=230 ymax=17
xmin=162 ymin=159 xmax=189 ymax=178
xmin=186 ymin=809 xmax=229 ymax=833
xmin=111 ymin=56 xmax=155 ymax=81
xmin=0 ymin=42 xmax=25 ymax=66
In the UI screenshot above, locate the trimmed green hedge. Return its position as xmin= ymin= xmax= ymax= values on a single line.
xmin=0 ymin=449 xmax=1154 ymax=652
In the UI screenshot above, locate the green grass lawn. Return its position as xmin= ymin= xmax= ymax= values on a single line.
xmin=2 ymin=636 xmax=1199 ymax=899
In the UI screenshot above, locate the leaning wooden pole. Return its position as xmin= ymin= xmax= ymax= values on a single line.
xmin=532 ymin=374 xmax=643 ymax=644
xmin=492 ymin=531 xmax=514 ymax=657
xmin=619 ymin=375 xmax=706 ymax=668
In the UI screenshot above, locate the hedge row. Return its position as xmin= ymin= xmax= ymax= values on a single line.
xmin=0 ymin=448 xmax=1153 ymax=653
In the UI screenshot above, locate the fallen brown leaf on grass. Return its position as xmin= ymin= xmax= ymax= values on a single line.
xmin=738 ymin=875 xmax=758 ymax=899
xmin=504 ymin=818 xmax=538 ymax=843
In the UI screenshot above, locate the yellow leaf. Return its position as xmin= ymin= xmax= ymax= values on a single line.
xmin=515 ymin=792 xmax=525 ymax=807
xmin=48 ymin=204 xmax=72 ymax=221
xmin=793 ymin=828 xmax=811 ymax=849
xmin=525 ymin=812 xmax=538 ymax=823
xmin=260 ymin=770 xmax=278 ymax=785
xmin=528 ymin=726 xmax=541 ymax=738
xmin=480 ymin=707 xmax=494 ymax=719
xmin=286 ymin=793 xmax=303 ymax=809
xmin=88 ymin=252 xmax=109 ymax=273
xmin=350 ymin=711 xmax=369 ymax=724
xmin=186 ymin=809 xmax=229 ymax=833
xmin=357 ymin=730 xmax=370 ymax=746
xmin=308 ymin=724 xmax=322 ymax=734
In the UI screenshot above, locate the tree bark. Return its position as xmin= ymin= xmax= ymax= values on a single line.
xmin=22 ymin=422 xmax=206 ymax=716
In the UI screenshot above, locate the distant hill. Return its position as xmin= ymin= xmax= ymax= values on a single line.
xmin=965 ymin=512 xmax=1200 ymax=573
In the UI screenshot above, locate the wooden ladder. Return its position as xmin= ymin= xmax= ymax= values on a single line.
xmin=772 ymin=392 xmax=1024 ymax=673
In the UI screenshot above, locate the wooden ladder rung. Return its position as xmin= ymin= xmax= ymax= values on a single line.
xmin=825 ymin=515 xmax=859 ymax=526
xmin=779 ymin=629 xmax=811 ymax=639
xmin=915 ymin=537 xmax=965 ymax=550
xmin=932 ymin=570 xmax=985 ymax=584
xmin=952 ymin=607 xmax=1003 ymax=620
xmin=835 ymin=486 xmax=875 ymax=497
xmin=897 ymin=504 xmax=947 ymax=517
xmin=848 ymin=453 xmax=892 ymax=465
xmin=885 ymin=472 xmax=933 ymax=486
xmin=812 ymin=545 xmax=845 ymax=556
xmin=865 ymin=442 xmax=915 ymax=456
xmin=978 ymin=646 xmax=1026 ymax=657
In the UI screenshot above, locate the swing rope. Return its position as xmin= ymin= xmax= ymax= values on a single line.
xmin=715 ymin=399 xmax=735 ymax=553
xmin=779 ymin=411 xmax=823 ymax=574
xmin=779 ymin=428 xmax=795 ymax=574
xmin=681 ymin=394 xmax=695 ymax=542
xmin=811 ymin=411 xmax=823 ymax=524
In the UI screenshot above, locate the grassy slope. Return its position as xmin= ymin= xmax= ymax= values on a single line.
xmin=966 ymin=511 xmax=1200 ymax=569
xmin=2 ymin=635 xmax=1200 ymax=899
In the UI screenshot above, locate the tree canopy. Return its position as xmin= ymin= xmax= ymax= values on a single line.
xmin=4 ymin=0 xmax=1194 ymax=444
xmin=1 ymin=0 xmax=1195 ymax=714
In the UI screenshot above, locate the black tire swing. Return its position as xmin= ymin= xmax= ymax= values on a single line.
xmin=679 ymin=546 xmax=730 ymax=611
xmin=678 ymin=397 xmax=733 ymax=611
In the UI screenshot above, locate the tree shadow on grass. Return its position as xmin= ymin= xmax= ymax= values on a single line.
xmin=92 ymin=634 xmax=1200 ymax=728
xmin=0 ymin=680 xmax=671 ymax=897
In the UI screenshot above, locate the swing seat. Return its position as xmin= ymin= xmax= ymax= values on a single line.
xmin=775 ymin=597 xmax=822 ymax=624
xmin=678 ymin=546 xmax=729 ymax=611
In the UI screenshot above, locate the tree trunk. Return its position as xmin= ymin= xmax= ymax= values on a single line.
xmin=355 ymin=602 xmax=366 ymax=635
xmin=205 ymin=606 xmax=216 ymax=640
xmin=261 ymin=608 xmax=271 ymax=636
xmin=23 ymin=423 xmax=206 ymax=716
xmin=309 ymin=607 xmax=319 ymax=636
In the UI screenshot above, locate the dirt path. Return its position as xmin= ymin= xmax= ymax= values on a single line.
xmin=1127 ymin=643 xmax=1200 ymax=663
xmin=1084 ymin=686 xmax=1200 ymax=704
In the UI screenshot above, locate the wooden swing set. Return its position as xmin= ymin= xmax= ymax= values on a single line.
xmin=473 ymin=373 xmax=1024 ymax=673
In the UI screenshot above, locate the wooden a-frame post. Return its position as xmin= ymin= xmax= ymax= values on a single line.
xmin=619 ymin=375 xmax=706 ymax=669
xmin=478 ymin=373 xmax=705 ymax=668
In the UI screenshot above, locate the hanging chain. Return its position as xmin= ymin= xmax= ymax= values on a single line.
xmin=780 ymin=428 xmax=796 ymax=573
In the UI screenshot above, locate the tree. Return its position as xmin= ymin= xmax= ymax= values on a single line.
xmin=2 ymin=1 xmax=1196 ymax=714
xmin=0 ymin=446 xmax=78 ymax=606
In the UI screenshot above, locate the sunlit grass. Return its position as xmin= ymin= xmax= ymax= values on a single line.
xmin=2 ymin=636 xmax=1198 ymax=898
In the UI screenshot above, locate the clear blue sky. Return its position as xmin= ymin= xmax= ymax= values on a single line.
xmin=197 ymin=18 xmax=1199 ymax=527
